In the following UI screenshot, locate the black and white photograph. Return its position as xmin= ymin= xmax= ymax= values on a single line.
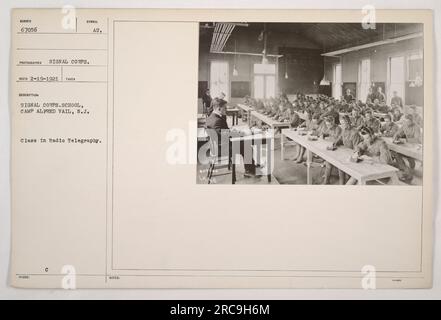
xmin=3 ymin=4 xmax=437 ymax=296
xmin=197 ymin=22 xmax=424 ymax=185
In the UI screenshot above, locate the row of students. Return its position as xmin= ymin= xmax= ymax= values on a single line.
xmin=243 ymin=93 xmax=422 ymax=126
xmin=294 ymin=113 xmax=417 ymax=184
xmin=242 ymin=93 xmax=421 ymax=184
xmin=301 ymin=113 xmax=420 ymax=184
xmin=243 ymin=93 xmax=422 ymax=140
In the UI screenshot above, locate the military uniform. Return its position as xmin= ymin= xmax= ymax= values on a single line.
xmin=343 ymin=94 xmax=354 ymax=103
xmin=364 ymin=117 xmax=381 ymax=133
xmin=373 ymin=91 xmax=386 ymax=103
xmin=321 ymin=125 xmax=343 ymax=184
xmin=391 ymin=96 xmax=403 ymax=108
xmin=392 ymin=113 xmax=404 ymax=123
xmin=205 ymin=111 xmax=255 ymax=174
xmin=394 ymin=122 xmax=422 ymax=143
xmin=320 ymin=124 xmax=342 ymax=141
xmin=334 ymin=126 xmax=361 ymax=149
xmin=356 ymin=137 xmax=393 ymax=165
xmin=320 ymin=109 xmax=340 ymax=125
xmin=350 ymin=115 xmax=364 ymax=129
xmin=392 ymin=122 xmax=422 ymax=182
xmin=411 ymin=113 xmax=423 ymax=127
xmin=381 ymin=122 xmax=399 ymax=137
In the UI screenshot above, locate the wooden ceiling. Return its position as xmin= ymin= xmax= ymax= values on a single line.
xmin=200 ymin=22 xmax=423 ymax=54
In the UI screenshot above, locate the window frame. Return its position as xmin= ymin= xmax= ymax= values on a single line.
xmin=332 ymin=63 xmax=342 ymax=100
xmin=387 ymin=54 xmax=406 ymax=106
xmin=253 ymin=63 xmax=276 ymax=99
xmin=358 ymin=58 xmax=371 ymax=102
xmin=209 ymin=60 xmax=230 ymax=100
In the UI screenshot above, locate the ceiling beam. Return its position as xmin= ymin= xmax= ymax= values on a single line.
xmin=211 ymin=51 xmax=283 ymax=58
xmin=321 ymin=32 xmax=423 ymax=57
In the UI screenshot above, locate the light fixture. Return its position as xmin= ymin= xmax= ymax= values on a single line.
xmin=262 ymin=53 xmax=268 ymax=64
xmin=414 ymin=74 xmax=423 ymax=87
xmin=261 ymin=23 xmax=268 ymax=64
xmin=319 ymin=61 xmax=330 ymax=86
xmin=320 ymin=75 xmax=330 ymax=86
xmin=284 ymin=55 xmax=288 ymax=79
xmin=233 ymin=39 xmax=239 ymax=76
xmin=320 ymin=41 xmax=330 ymax=86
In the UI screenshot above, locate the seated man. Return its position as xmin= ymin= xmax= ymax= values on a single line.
xmin=293 ymin=111 xmax=320 ymax=163
xmin=343 ymin=88 xmax=354 ymax=103
xmin=288 ymin=107 xmax=301 ymax=128
xmin=332 ymin=115 xmax=361 ymax=184
xmin=280 ymin=93 xmax=292 ymax=109
xmin=350 ymin=106 xmax=365 ymax=129
xmin=333 ymin=115 xmax=361 ymax=149
xmin=320 ymin=104 xmax=340 ymax=125
xmin=407 ymin=105 xmax=423 ymax=127
xmin=391 ymin=91 xmax=404 ymax=109
xmin=263 ymin=100 xmax=272 ymax=114
xmin=374 ymin=86 xmax=386 ymax=103
xmin=392 ymin=114 xmax=422 ymax=183
xmin=376 ymin=101 xmax=390 ymax=113
xmin=372 ymin=98 xmax=381 ymax=111
xmin=275 ymin=103 xmax=288 ymax=121
xmin=346 ymin=126 xmax=394 ymax=185
xmin=391 ymin=107 xmax=404 ymax=123
xmin=379 ymin=114 xmax=399 ymax=137
xmin=363 ymin=109 xmax=381 ymax=133
xmin=255 ymin=99 xmax=265 ymax=112
xmin=320 ymin=116 xmax=342 ymax=184
xmin=268 ymin=104 xmax=279 ymax=117
xmin=205 ymin=98 xmax=256 ymax=177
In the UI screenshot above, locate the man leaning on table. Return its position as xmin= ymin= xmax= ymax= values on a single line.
xmin=205 ymin=98 xmax=256 ymax=177
xmin=392 ymin=113 xmax=422 ymax=183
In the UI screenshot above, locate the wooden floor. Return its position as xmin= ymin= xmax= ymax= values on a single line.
xmin=197 ymin=117 xmax=422 ymax=186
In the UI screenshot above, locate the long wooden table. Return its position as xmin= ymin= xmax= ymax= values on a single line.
xmin=230 ymin=131 xmax=274 ymax=184
xmin=383 ymin=137 xmax=423 ymax=162
xmin=336 ymin=112 xmax=422 ymax=162
xmin=338 ymin=111 xmax=388 ymax=119
xmin=281 ymin=129 xmax=399 ymax=185
xmin=250 ymin=110 xmax=291 ymax=130
xmin=295 ymin=111 xmax=309 ymax=121
xmin=236 ymin=103 xmax=254 ymax=126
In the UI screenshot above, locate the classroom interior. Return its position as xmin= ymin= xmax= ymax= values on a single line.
xmin=196 ymin=22 xmax=424 ymax=185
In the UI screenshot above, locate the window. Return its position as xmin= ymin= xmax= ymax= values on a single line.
xmin=253 ymin=63 xmax=275 ymax=99
xmin=332 ymin=63 xmax=342 ymax=99
xmin=254 ymin=75 xmax=265 ymax=99
xmin=210 ymin=61 xmax=229 ymax=99
xmin=358 ymin=59 xmax=371 ymax=102
xmin=388 ymin=56 xmax=405 ymax=105
xmin=407 ymin=52 xmax=423 ymax=84
xmin=406 ymin=52 xmax=423 ymax=106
